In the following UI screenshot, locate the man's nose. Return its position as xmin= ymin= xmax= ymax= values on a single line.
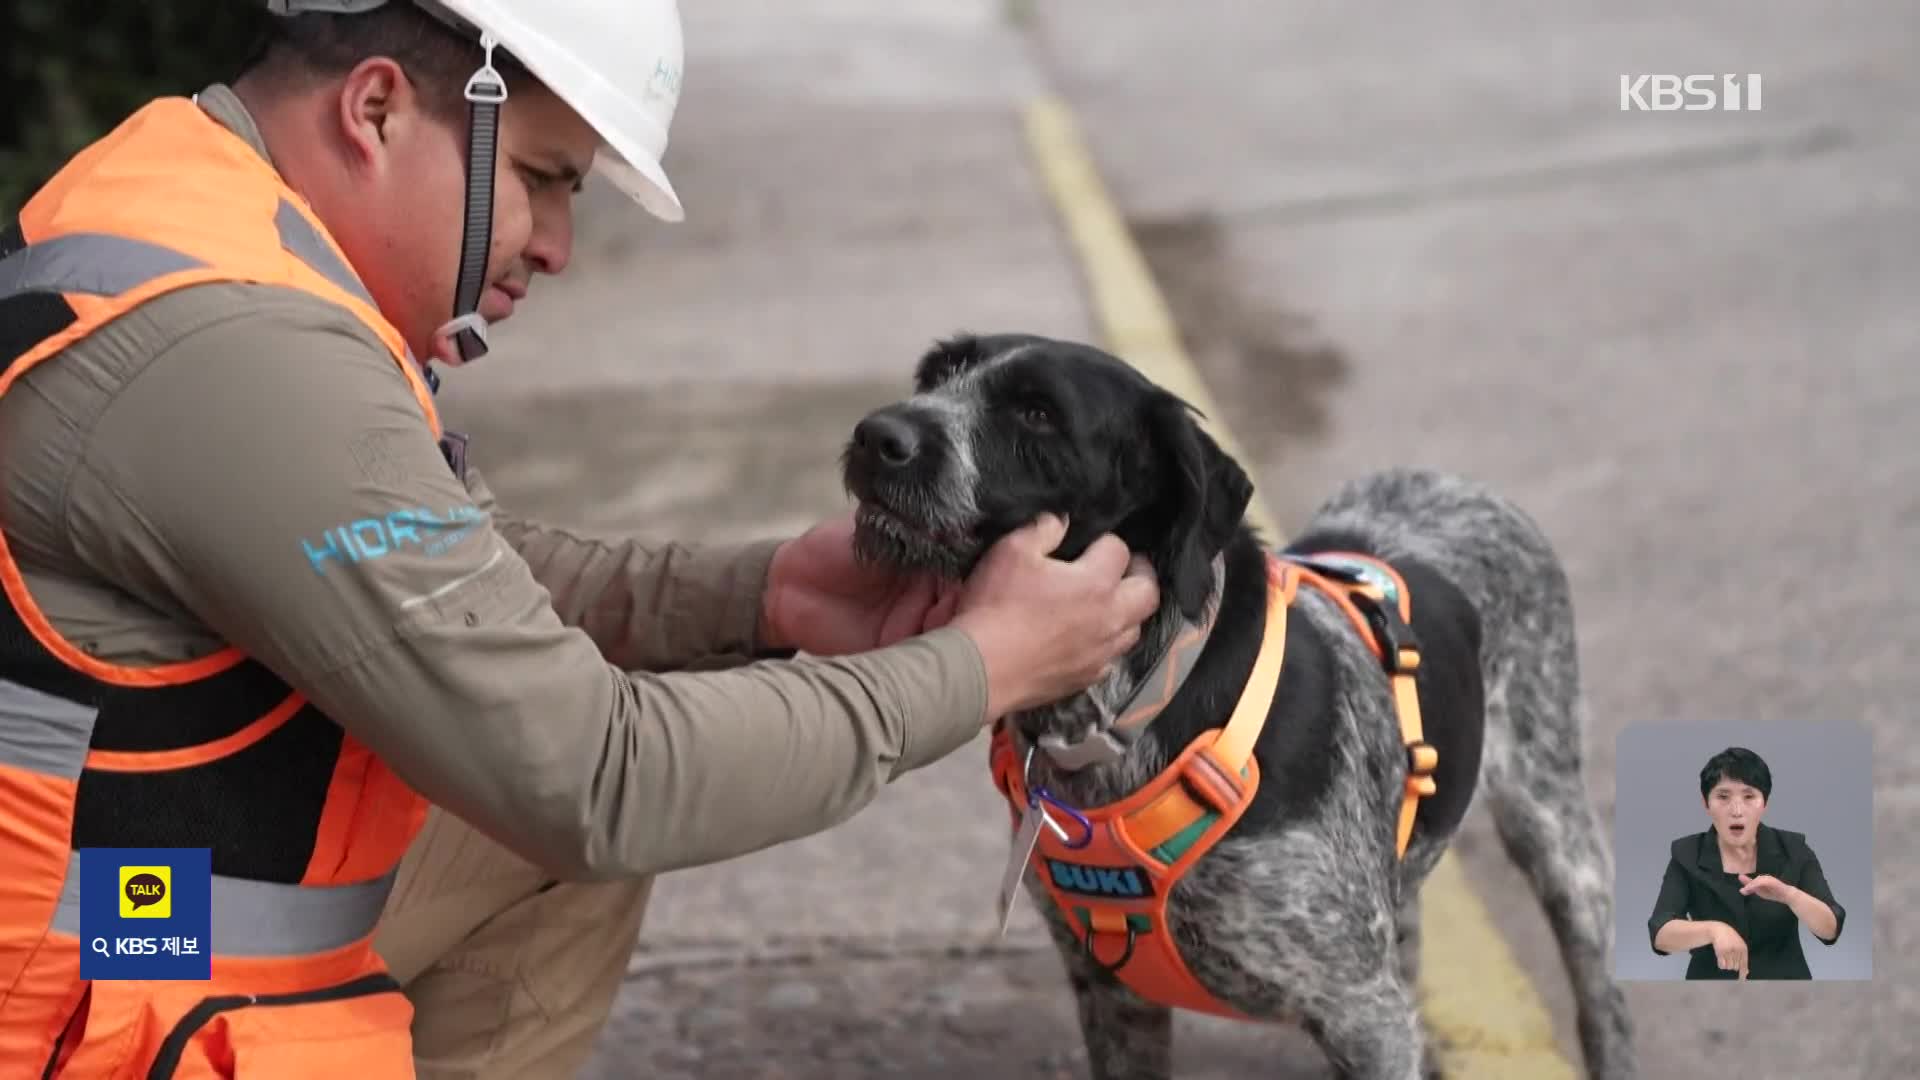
xmin=852 ymin=409 xmax=921 ymax=467
xmin=526 ymin=207 xmax=574 ymax=276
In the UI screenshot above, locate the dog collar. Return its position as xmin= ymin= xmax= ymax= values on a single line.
xmin=1037 ymin=554 xmax=1227 ymax=772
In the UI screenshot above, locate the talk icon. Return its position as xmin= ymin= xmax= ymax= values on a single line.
xmin=120 ymin=866 xmax=172 ymax=919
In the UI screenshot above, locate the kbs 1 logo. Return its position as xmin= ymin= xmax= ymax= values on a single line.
xmin=1620 ymin=74 xmax=1762 ymax=112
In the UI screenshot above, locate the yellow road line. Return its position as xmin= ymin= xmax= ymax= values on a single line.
xmin=1021 ymin=95 xmax=1578 ymax=1079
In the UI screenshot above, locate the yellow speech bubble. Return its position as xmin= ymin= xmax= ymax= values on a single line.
xmin=119 ymin=865 xmax=171 ymax=919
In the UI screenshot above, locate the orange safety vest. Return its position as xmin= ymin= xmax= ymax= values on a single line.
xmin=990 ymin=551 xmax=1437 ymax=1019
xmin=0 ymin=96 xmax=442 ymax=1078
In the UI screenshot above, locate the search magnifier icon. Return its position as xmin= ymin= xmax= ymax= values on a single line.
xmin=90 ymin=937 xmax=110 ymax=957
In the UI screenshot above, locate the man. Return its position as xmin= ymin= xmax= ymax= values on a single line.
xmin=0 ymin=1 xmax=1160 ymax=1076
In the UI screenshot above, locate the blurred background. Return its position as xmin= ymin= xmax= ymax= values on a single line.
xmin=8 ymin=2 xmax=1916 ymax=1077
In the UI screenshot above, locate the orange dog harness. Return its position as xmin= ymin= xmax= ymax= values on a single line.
xmin=989 ymin=551 xmax=1437 ymax=1019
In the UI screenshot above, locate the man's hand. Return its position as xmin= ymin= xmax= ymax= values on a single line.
xmin=948 ymin=513 xmax=1160 ymax=722
xmin=759 ymin=509 xmax=957 ymax=656
xmin=1737 ymin=873 xmax=1794 ymax=904
xmin=1706 ymin=920 xmax=1750 ymax=980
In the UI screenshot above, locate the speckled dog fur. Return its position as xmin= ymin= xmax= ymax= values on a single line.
xmin=842 ymin=334 xmax=1636 ymax=1080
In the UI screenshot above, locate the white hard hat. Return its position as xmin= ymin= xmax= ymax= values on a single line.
xmin=422 ymin=0 xmax=685 ymax=222
xmin=267 ymin=0 xmax=686 ymax=222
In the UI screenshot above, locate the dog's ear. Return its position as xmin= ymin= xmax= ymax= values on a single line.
xmin=1147 ymin=394 xmax=1254 ymax=621
xmin=914 ymin=334 xmax=987 ymax=392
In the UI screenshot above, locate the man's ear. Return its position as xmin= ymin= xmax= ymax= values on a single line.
xmin=335 ymin=57 xmax=415 ymax=169
xmin=1148 ymin=394 xmax=1254 ymax=621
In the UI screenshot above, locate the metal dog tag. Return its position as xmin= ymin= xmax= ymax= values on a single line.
xmin=997 ymin=803 xmax=1046 ymax=937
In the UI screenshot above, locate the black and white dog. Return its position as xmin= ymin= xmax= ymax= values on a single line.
xmin=841 ymin=333 xmax=1635 ymax=1080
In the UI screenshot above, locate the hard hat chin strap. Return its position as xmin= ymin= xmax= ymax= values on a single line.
xmin=433 ymin=31 xmax=507 ymax=367
xmin=266 ymin=1 xmax=507 ymax=376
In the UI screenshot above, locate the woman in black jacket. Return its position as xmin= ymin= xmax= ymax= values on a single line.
xmin=1647 ymin=747 xmax=1846 ymax=979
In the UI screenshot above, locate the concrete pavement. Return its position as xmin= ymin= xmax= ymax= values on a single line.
xmin=433 ymin=2 xmax=1918 ymax=1076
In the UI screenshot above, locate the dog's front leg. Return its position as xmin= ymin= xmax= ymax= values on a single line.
xmin=1393 ymin=890 xmax=1447 ymax=1079
xmin=1300 ymin=972 xmax=1426 ymax=1080
xmin=1035 ymin=895 xmax=1173 ymax=1080
xmin=1072 ymin=979 xmax=1172 ymax=1080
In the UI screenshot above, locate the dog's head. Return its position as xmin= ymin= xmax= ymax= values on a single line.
xmin=841 ymin=332 xmax=1254 ymax=622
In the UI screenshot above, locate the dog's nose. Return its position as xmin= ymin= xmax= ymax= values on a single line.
xmin=853 ymin=411 xmax=920 ymax=467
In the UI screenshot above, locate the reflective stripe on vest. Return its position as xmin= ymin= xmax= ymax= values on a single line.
xmin=0 ymin=197 xmax=391 ymax=350
xmin=0 ymin=233 xmax=206 ymax=299
xmin=271 ymin=199 xmax=381 ymax=309
xmin=49 ymin=853 xmax=396 ymax=958
xmin=0 ymin=678 xmax=94 ymax=780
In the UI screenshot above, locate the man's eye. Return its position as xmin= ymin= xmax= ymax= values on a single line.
xmin=517 ymin=164 xmax=560 ymax=190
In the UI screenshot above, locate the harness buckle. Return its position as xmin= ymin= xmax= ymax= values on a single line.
xmin=1405 ymin=740 xmax=1439 ymax=797
xmin=1406 ymin=741 xmax=1438 ymax=777
xmin=1287 ymin=553 xmax=1422 ymax=675
xmin=1357 ymin=592 xmax=1422 ymax=676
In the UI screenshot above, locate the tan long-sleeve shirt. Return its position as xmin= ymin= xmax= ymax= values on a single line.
xmin=0 ymin=85 xmax=987 ymax=882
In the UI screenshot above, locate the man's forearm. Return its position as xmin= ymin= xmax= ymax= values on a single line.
xmin=457 ymin=464 xmax=784 ymax=671
xmin=572 ymin=630 xmax=987 ymax=877
xmin=1786 ymin=886 xmax=1839 ymax=941
xmin=1653 ymin=918 xmax=1721 ymax=953
xmin=319 ymin=603 xmax=991 ymax=882
xmin=500 ymin=514 xmax=783 ymax=671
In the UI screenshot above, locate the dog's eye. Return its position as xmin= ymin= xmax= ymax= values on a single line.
xmin=1016 ymin=404 xmax=1056 ymax=433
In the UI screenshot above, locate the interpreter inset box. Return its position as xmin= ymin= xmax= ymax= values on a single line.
xmin=1612 ymin=718 xmax=1873 ymax=981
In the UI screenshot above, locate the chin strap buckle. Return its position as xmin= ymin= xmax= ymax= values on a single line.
xmin=464 ymin=32 xmax=509 ymax=105
xmin=432 ymin=312 xmax=491 ymax=368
